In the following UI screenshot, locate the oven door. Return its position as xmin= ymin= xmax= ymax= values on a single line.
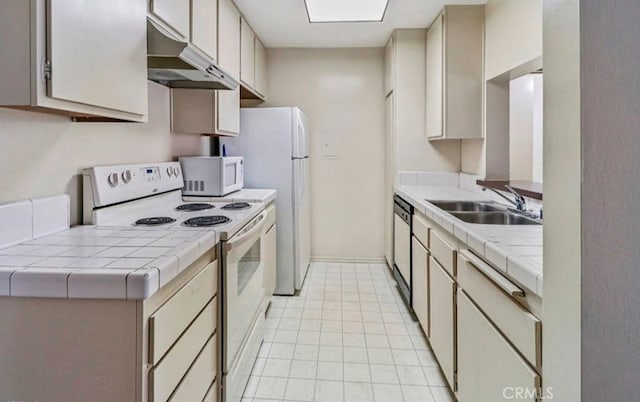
xmin=223 ymin=211 xmax=266 ymax=372
xmin=222 ymin=157 xmax=244 ymax=195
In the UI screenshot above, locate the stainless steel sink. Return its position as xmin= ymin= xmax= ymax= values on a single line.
xmin=450 ymin=211 xmax=542 ymax=225
xmin=428 ymin=200 xmax=505 ymax=213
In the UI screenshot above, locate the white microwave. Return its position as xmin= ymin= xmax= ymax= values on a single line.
xmin=179 ymin=156 xmax=244 ymax=196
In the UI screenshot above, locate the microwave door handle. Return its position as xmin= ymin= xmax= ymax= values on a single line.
xmin=226 ymin=212 xmax=266 ymax=252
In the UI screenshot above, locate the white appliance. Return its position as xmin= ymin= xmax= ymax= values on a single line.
xmin=220 ymin=107 xmax=311 ymax=295
xmin=180 ymin=156 xmax=244 ymax=196
xmin=82 ymin=162 xmax=266 ymax=402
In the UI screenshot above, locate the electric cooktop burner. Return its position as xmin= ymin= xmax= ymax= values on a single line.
xmin=176 ymin=203 xmax=215 ymax=212
xmin=134 ymin=217 xmax=176 ymax=226
xmin=221 ymin=202 xmax=251 ymax=211
xmin=182 ymin=216 xmax=231 ymax=227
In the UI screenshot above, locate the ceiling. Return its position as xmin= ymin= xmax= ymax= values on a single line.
xmin=234 ymin=0 xmax=486 ymax=48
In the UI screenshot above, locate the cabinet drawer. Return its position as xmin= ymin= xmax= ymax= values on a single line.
xmin=430 ymin=229 xmax=456 ymax=277
xmin=412 ymin=213 xmax=430 ymax=249
xmin=151 ymin=298 xmax=216 ymax=402
xmin=458 ymin=290 xmax=540 ymax=402
xmin=150 ymin=263 xmax=217 ymax=364
xmin=458 ymin=251 xmax=541 ymax=370
xmin=169 ymin=334 xmax=217 ymax=402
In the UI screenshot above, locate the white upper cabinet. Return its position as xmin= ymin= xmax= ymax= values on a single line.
xmin=218 ymin=0 xmax=241 ymax=80
xmin=0 ymin=0 xmax=148 ymax=122
xmin=216 ymin=88 xmax=240 ymax=136
xmin=254 ymin=38 xmax=267 ymax=98
xmin=240 ymin=16 xmax=267 ymax=100
xmin=425 ymin=14 xmax=444 ymax=139
xmin=426 ymin=6 xmax=484 ymax=140
xmin=149 ymin=0 xmax=190 ymax=39
xmin=191 ymin=0 xmax=217 ymax=60
xmin=240 ymin=17 xmax=256 ymax=89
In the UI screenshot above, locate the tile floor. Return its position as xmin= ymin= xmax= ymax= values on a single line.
xmin=242 ymin=261 xmax=456 ymax=402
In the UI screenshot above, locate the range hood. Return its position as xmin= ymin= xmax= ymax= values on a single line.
xmin=147 ymin=20 xmax=238 ymax=90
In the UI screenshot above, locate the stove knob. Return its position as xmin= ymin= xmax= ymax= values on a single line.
xmin=166 ymin=167 xmax=173 ymax=177
xmin=107 ymin=173 xmax=119 ymax=187
xmin=173 ymin=166 xmax=181 ymax=177
xmin=122 ymin=170 xmax=132 ymax=184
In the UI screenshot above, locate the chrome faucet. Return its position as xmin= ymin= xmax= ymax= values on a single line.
xmin=482 ymin=185 xmax=527 ymax=212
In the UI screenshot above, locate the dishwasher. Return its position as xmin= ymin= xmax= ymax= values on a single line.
xmin=393 ymin=195 xmax=413 ymax=307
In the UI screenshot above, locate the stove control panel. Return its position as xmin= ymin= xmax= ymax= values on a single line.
xmin=141 ymin=166 xmax=161 ymax=182
xmin=83 ymin=162 xmax=184 ymax=208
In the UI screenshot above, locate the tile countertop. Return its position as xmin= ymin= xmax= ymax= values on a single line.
xmin=395 ymin=185 xmax=543 ymax=297
xmin=0 ymin=225 xmax=217 ymax=300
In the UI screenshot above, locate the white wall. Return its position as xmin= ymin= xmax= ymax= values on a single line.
xmin=460 ymin=0 xmax=543 ymax=176
xmin=0 ymin=82 xmax=201 ymax=224
xmin=509 ymin=74 xmax=544 ymax=181
xmin=265 ymin=48 xmax=385 ymax=261
xmin=393 ymin=30 xmax=460 ymax=174
xmin=509 ymin=75 xmax=534 ymax=180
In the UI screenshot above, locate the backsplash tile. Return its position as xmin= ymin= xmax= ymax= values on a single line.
xmin=32 ymin=195 xmax=70 ymax=238
xmin=0 ymin=195 xmax=70 ymax=250
xmin=0 ymin=201 xmax=33 ymax=249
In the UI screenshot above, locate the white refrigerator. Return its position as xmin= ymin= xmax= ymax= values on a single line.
xmin=220 ymin=107 xmax=311 ymax=295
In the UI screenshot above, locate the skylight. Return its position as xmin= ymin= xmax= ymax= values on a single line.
xmin=304 ymin=0 xmax=390 ymax=23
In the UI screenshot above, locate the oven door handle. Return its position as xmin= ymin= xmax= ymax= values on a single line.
xmin=226 ymin=212 xmax=266 ymax=252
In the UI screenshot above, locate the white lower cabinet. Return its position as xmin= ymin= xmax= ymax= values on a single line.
xmin=263 ymin=204 xmax=277 ymax=301
xmin=457 ymin=290 xmax=540 ymax=402
xmin=411 ymin=237 xmax=429 ymax=336
xmin=264 ymin=225 xmax=277 ymax=298
xmin=429 ymin=256 xmax=456 ymax=390
xmin=0 ymin=254 xmax=219 ymax=402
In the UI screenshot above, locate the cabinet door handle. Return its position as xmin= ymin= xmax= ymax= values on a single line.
xmin=459 ymin=250 xmax=524 ymax=297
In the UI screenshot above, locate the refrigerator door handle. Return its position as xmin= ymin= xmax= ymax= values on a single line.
xmin=292 ymin=156 xmax=309 ymax=160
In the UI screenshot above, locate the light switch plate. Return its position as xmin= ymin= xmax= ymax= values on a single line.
xmin=322 ymin=129 xmax=341 ymax=159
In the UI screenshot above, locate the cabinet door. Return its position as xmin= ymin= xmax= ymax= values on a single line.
xmin=240 ymin=18 xmax=255 ymax=89
xmin=191 ymin=0 xmax=217 ymax=60
xmin=429 ymin=256 xmax=456 ymax=390
xmin=425 ymin=13 xmax=444 ymax=139
xmin=383 ymin=94 xmax=395 ymax=267
xmin=412 ymin=237 xmax=429 ymax=336
xmin=216 ymin=87 xmax=240 ymax=136
xmin=48 ymin=0 xmax=147 ymax=116
xmin=218 ymin=0 xmax=241 ymax=80
xmin=171 ymin=89 xmax=215 ymax=134
xmin=264 ymin=225 xmax=277 ymax=298
xmin=458 ymin=290 xmax=540 ymax=402
xmin=254 ymin=38 xmax=267 ymax=97
xmin=384 ymin=36 xmax=394 ymax=96
xmin=149 ymin=0 xmax=190 ymax=39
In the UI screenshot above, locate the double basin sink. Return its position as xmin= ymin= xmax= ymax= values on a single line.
xmin=428 ymin=201 xmax=542 ymax=226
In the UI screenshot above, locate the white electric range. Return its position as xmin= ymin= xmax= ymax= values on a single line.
xmin=83 ymin=161 xmax=268 ymax=402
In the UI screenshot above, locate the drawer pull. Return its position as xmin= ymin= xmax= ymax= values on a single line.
xmin=459 ymin=250 xmax=524 ymax=297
